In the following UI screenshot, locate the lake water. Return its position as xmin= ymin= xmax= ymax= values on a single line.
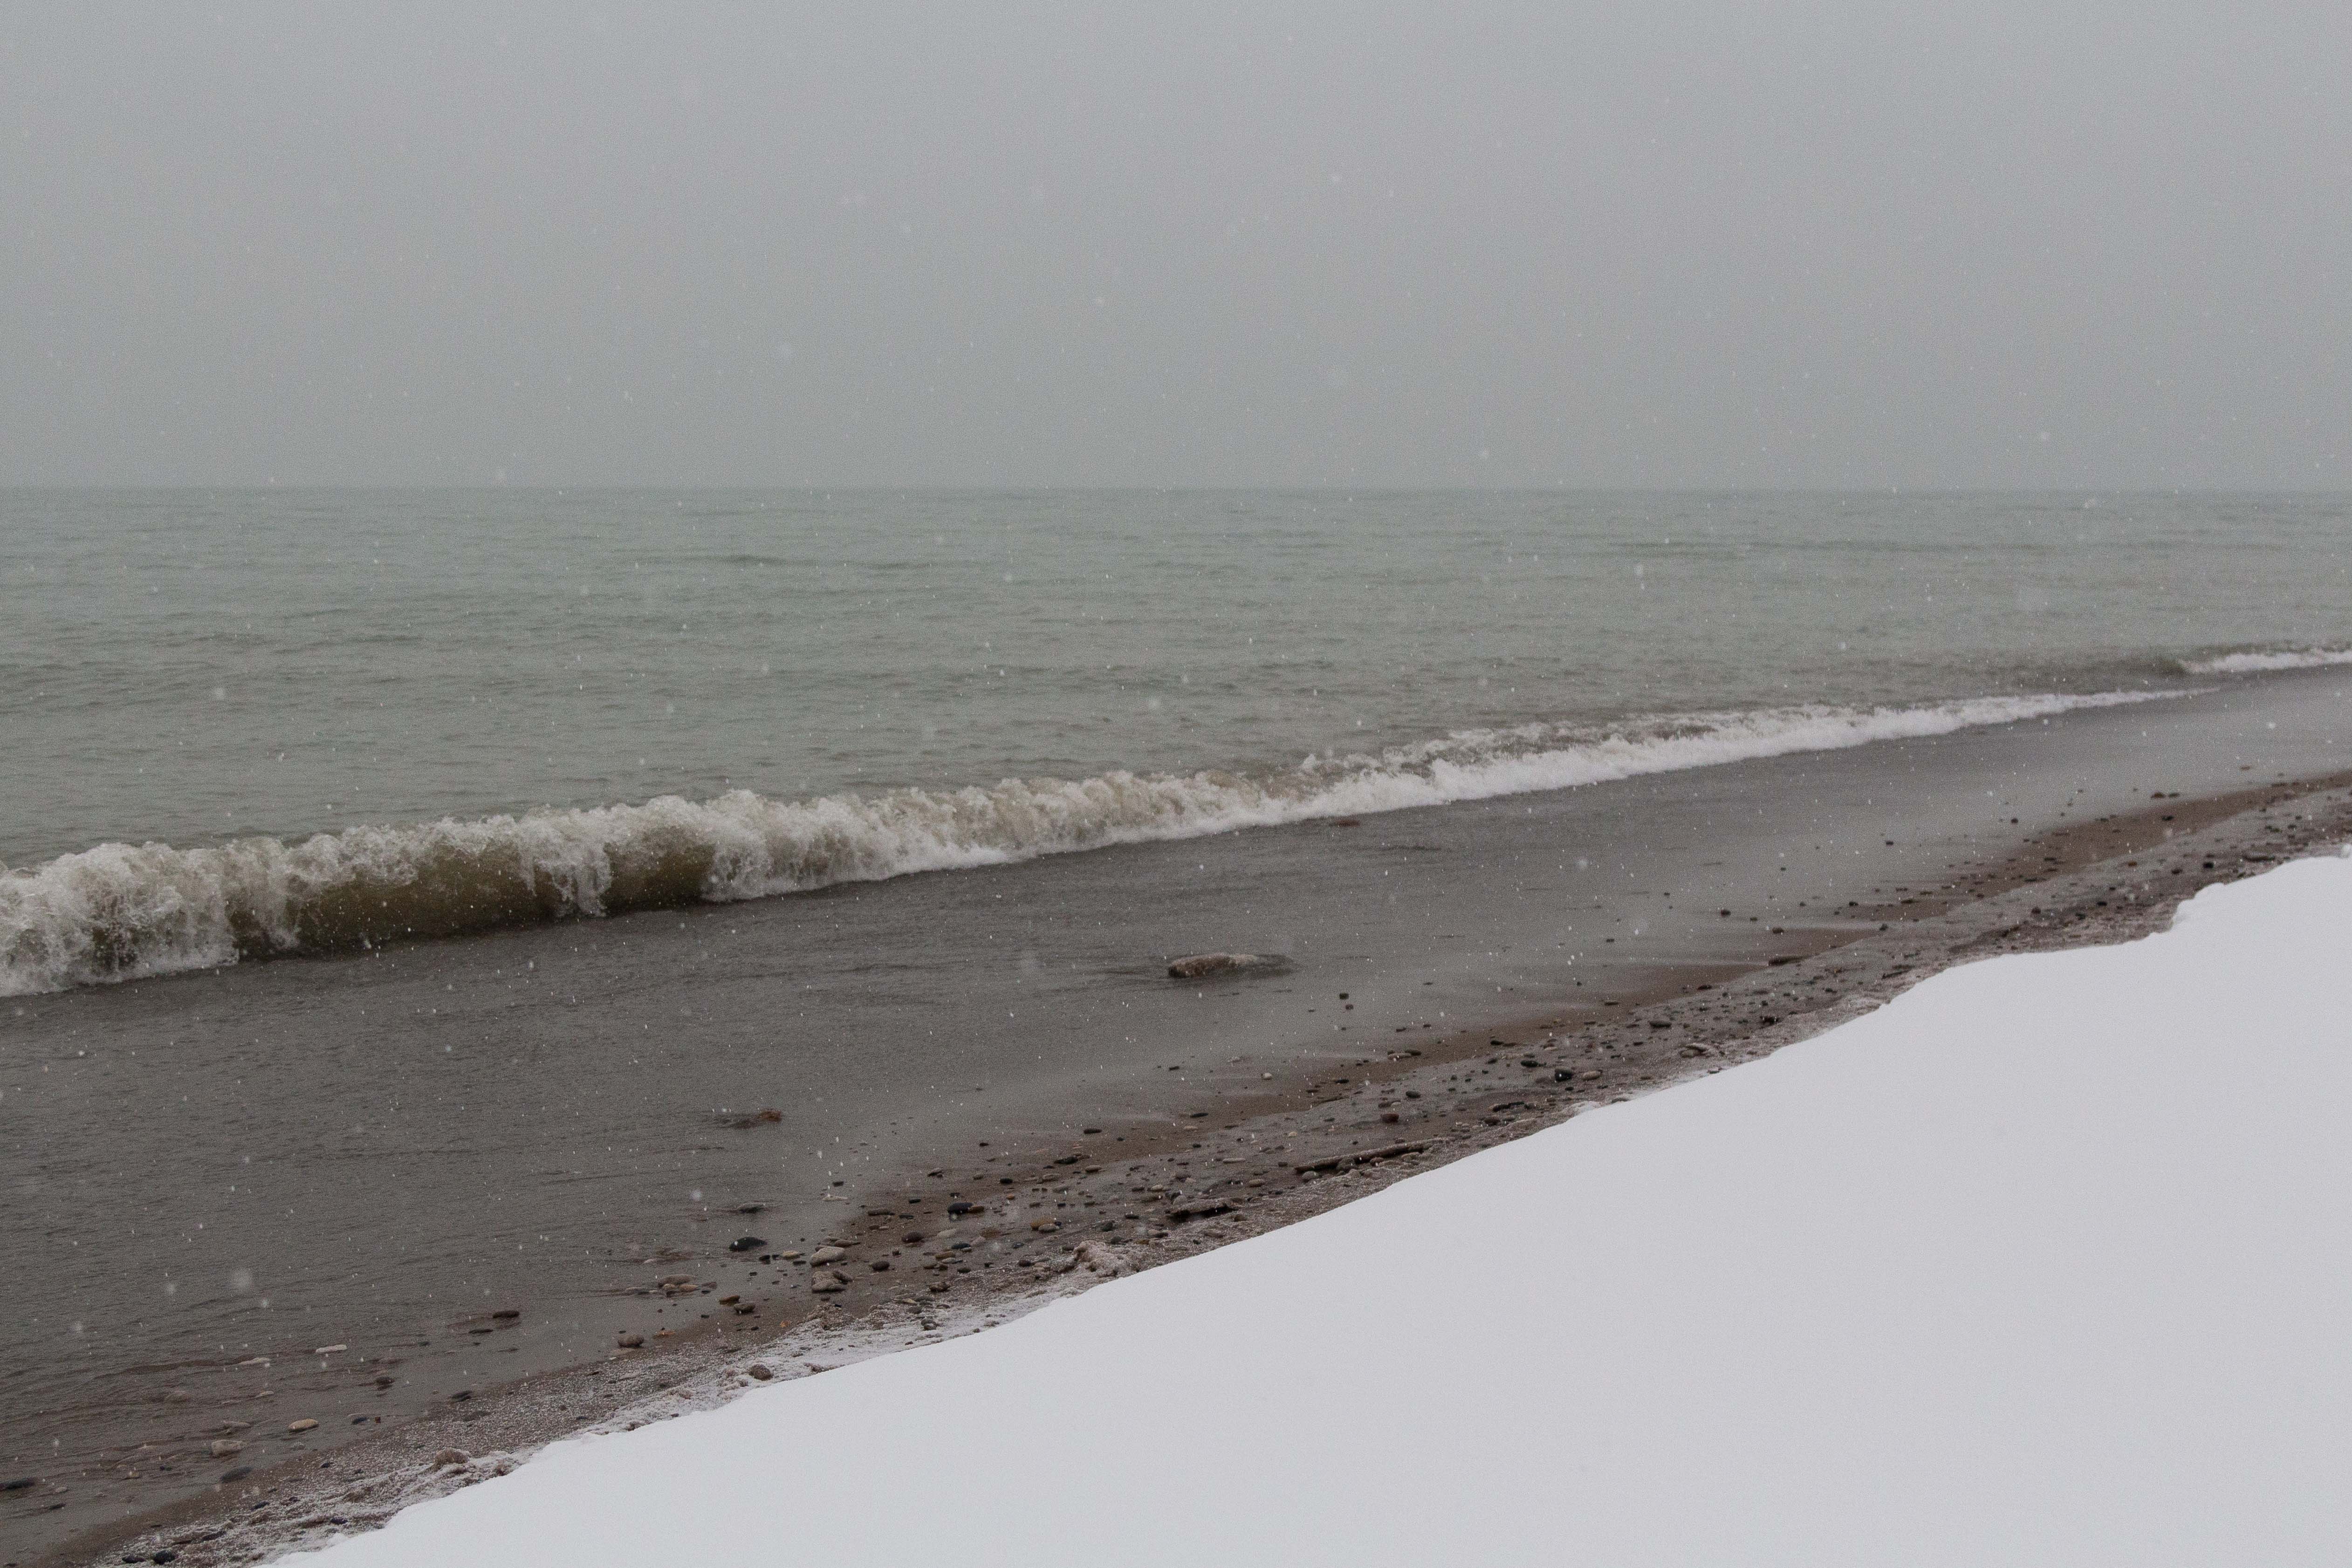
xmin=5 ymin=487 xmax=2349 ymax=996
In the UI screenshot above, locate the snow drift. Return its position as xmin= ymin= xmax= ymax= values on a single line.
xmin=288 ymin=849 xmax=2352 ymax=1567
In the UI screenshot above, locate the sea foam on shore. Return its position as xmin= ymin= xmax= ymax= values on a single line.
xmin=2181 ymin=646 xmax=2352 ymax=674
xmin=1 ymin=689 xmax=2169 ymax=996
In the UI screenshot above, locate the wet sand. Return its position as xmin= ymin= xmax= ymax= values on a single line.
xmin=7 ymin=665 xmax=2352 ymax=1566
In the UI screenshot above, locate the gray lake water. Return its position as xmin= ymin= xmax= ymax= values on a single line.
xmin=5 ymin=489 xmax=2347 ymax=996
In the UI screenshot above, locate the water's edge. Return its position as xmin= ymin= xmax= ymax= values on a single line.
xmin=2 ymin=689 xmax=2176 ymax=995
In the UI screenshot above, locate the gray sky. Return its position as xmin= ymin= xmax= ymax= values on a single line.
xmin=4 ymin=4 xmax=2346 ymax=488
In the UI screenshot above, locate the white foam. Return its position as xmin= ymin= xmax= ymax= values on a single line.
xmin=2180 ymin=647 xmax=2352 ymax=675
xmin=0 ymin=689 xmax=2172 ymax=997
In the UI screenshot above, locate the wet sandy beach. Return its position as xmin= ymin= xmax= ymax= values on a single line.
xmin=7 ymin=664 xmax=2351 ymax=1567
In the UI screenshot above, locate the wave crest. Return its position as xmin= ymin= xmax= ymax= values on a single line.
xmin=1 ymin=690 xmax=2167 ymax=997
xmin=2179 ymin=647 xmax=2352 ymax=675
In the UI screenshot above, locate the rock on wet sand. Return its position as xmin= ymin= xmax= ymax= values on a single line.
xmin=1166 ymin=952 xmax=1271 ymax=979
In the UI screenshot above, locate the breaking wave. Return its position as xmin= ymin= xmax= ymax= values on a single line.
xmin=2 ymin=690 xmax=2171 ymax=997
xmin=2178 ymin=646 xmax=2352 ymax=676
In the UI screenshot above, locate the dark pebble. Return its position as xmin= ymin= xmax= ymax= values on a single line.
xmin=727 ymin=1236 xmax=767 ymax=1253
xmin=2 ymin=1476 xmax=37 ymax=1492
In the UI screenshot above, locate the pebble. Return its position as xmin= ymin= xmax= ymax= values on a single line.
xmin=312 ymin=1343 xmax=348 ymax=1355
xmin=745 ymin=1364 xmax=775 ymax=1381
xmin=209 ymin=1440 xmax=244 ymax=1458
xmin=1030 ymin=1218 xmax=1060 ymax=1233
xmin=727 ymin=1235 xmax=767 ymax=1253
xmin=287 ymin=1419 xmax=319 ymax=1433
xmin=616 ymin=1333 xmax=645 ymax=1349
xmin=811 ymin=1274 xmax=845 ymax=1294
xmin=808 ymin=1246 xmax=846 ymax=1265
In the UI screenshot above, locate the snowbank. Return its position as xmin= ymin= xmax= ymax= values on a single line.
xmin=294 ymin=854 xmax=2352 ymax=1567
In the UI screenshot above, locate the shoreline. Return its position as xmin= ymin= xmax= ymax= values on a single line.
xmin=34 ymin=767 xmax=2352 ymax=1568
xmin=0 ymin=686 xmax=2194 ymax=998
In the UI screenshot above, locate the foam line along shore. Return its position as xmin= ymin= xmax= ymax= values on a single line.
xmin=0 ymin=689 xmax=2178 ymax=996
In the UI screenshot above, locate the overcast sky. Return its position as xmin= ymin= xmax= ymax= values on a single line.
xmin=4 ymin=4 xmax=2346 ymax=488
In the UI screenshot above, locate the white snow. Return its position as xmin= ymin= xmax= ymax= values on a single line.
xmin=294 ymin=853 xmax=2352 ymax=1567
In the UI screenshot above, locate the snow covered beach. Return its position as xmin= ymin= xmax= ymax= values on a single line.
xmin=272 ymin=850 xmax=2352 ymax=1567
